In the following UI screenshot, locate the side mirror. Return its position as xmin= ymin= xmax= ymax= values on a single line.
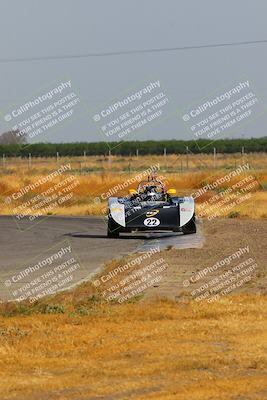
xmin=167 ymin=188 xmax=177 ymax=195
xmin=129 ymin=189 xmax=137 ymax=195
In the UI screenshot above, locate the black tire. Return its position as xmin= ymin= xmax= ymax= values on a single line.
xmin=181 ymin=215 xmax=196 ymax=235
xmin=107 ymin=217 xmax=120 ymax=238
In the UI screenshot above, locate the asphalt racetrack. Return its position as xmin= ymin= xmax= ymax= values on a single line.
xmin=0 ymin=215 xmax=204 ymax=301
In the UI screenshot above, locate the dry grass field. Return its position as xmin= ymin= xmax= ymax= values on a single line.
xmin=0 ymin=296 xmax=266 ymax=400
xmin=0 ymin=153 xmax=266 ymax=219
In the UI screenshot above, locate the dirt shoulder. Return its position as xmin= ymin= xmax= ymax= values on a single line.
xmin=58 ymin=218 xmax=267 ymax=308
xmin=88 ymin=218 xmax=267 ymax=305
xmin=144 ymin=218 xmax=267 ymax=301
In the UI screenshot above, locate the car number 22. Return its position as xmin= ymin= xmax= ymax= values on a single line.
xmin=144 ymin=217 xmax=160 ymax=227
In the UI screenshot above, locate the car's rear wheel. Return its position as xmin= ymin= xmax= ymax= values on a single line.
xmin=182 ymin=215 xmax=196 ymax=235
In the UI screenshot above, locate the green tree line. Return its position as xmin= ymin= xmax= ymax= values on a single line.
xmin=0 ymin=138 xmax=266 ymax=157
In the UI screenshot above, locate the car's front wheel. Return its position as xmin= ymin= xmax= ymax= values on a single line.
xmin=181 ymin=215 xmax=196 ymax=235
xmin=107 ymin=218 xmax=120 ymax=238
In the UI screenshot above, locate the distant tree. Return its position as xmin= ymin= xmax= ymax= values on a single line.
xmin=0 ymin=130 xmax=27 ymax=144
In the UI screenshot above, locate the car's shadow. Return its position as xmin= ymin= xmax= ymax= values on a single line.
xmin=65 ymin=232 xmax=181 ymax=240
xmin=65 ymin=232 xmax=146 ymax=240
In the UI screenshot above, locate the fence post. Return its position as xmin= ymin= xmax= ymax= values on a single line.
xmin=28 ymin=153 xmax=32 ymax=169
xmin=213 ymin=147 xmax=216 ymax=169
xmin=2 ymin=154 xmax=5 ymax=169
xmin=164 ymin=148 xmax=167 ymax=170
xmin=186 ymin=146 xmax=189 ymax=170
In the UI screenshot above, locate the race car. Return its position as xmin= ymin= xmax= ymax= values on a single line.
xmin=107 ymin=174 xmax=196 ymax=238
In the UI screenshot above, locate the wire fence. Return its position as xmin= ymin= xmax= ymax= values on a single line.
xmin=1 ymin=151 xmax=266 ymax=175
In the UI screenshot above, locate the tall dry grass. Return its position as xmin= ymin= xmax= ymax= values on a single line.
xmin=0 ymin=295 xmax=266 ymax=399
xmin=0 ymin=154 xmax=266 ymax=218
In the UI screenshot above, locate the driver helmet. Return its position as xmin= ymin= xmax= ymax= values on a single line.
xmin=145 ymin=186 xmax=160 ymax=200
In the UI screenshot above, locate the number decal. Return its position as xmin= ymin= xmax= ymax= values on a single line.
xmin=144 ymin=217 xmax=160 ymax=227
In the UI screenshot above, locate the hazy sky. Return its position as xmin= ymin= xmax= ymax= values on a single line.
xmin=0 ymin=0 xmax=267 ymax=143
